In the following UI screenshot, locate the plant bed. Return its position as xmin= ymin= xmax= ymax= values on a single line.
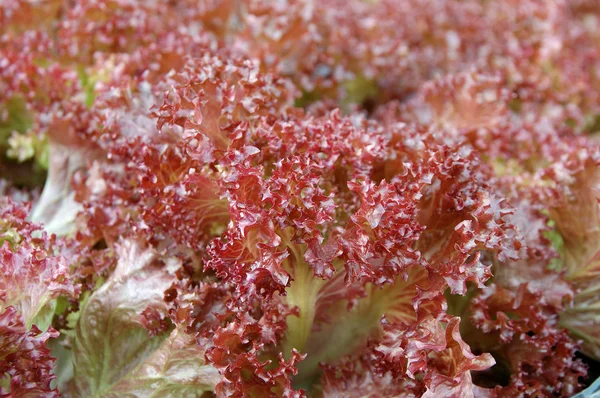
xmin=1 ymin=1 xmax=600 ymax=397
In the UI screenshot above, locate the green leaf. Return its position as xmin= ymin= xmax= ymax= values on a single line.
xmin=69 ymin=240 xmax=179 ymax=396
xmin=542 ymin=217 xmax=565 ymax=271
xmin=101 ymin=328 xmax=220 ymax=398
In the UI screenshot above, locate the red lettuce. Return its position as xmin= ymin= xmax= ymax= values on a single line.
xmin=2 ymin=0 xmax=600 ymax=397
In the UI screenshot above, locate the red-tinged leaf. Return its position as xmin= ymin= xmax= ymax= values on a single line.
xmin=293 ymin=265 xmax=445 ymax=385
xmin=0 ymin=47 xmax=80 ymax=113
xmin=207 ymin=152 xmax=340 ymax=295
xmin=492 ymin=257 xmax=573 ymax=315
xmin=341 ymin=179 xmax=423 ymax=285
xmin=401 ymin=71 xmax=509 ymax=132
xmin=547 ymin=147 xmax=600 ymax=284
xmin=0 ymin=200 xmax=79 ymax=330
xmin=321 ymin=315 xmax=494 ymax=398
xmin=0 ymin=241 xmax=78 ymax=330
xmin=68 ymin=239 xmax=180 ymax=396
xmin=132 ymin=141 xmax=230 ymax=250
xmin=161 ymin=256 xmax=300 ymax=396
xmin=251 ymin=111 xmax=389 ymax=194
xmin=212 ymin=343 xmax=306 ymax=398
xmin=139 ymin=306 xmax=172 ymax=338
xmin=167 ymin=280 xmax=233 ymax=340
xmin=0 ymin=198 xmax=38 ymax=247
xmin=0 ymin=306 xmax=59 ymax=398
xmin=561 ymin=293 xmax=600 ymax=361
xmin=321 ymin=355 xmax=422 ymax=398
xmin=376 ymin=316 xmax=494 ymax=385
xmin=172 ymin=250 xmax=304 ymax=396
xmin=71 ymin=160 xmax=140 ymax=253
xmin=0 ymin=0 xmax=63 ymax=35
xmin=0 ymin=179 xmax=39 ymax=204
xmin=422 ymin=371 xmax=480 ymax=398
xmin=490 ymin=188 xmax=574 ymax=310
xmin=4 ymin=1 xmax=600 ymax=396
xmin=546 ymin=146 xmax=600 ymax=359
xmin=153 ymin=55 xmax=297 ymax=152
xmin=467 ymin=283 xmax=587 ymax=396
xmin=422 ymin=317 xmax=496 ymax=394
xmin=99 ymin=327 xmax=220 ymax=398
xmin=55 ymin=0 xmax=178 ymax=65
xmin=207 ymin=226 xmax=289 ymax=295
xmin=416 ymin=145 xmax=519 ymax=294
xmin=196 ymin=291 xmax=305 ymax=398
